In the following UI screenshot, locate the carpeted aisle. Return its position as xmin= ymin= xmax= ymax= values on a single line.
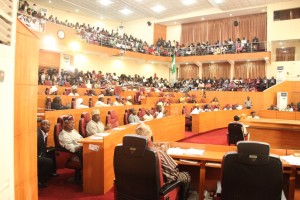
xmin=182 ymin=128 xmax=227 ymax=145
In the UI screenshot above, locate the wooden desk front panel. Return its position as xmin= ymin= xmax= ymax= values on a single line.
xmin=79 ymin=115 xmax=185 ymax=194
xmin=244 ymin=118 xmax=300 ymax=149
xmin=192 ymin=110 xmax=251 ymax=134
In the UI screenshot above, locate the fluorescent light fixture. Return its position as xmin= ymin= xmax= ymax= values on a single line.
xmin=99 ymin=0 xmax=113 ymax=6
xmin=181 ymin=0 xmax=197 ymax=6
xmin=151 ymin=5 xmax=166 ymax=13
xmin=119 ymin=8 xmax=133 ymax=15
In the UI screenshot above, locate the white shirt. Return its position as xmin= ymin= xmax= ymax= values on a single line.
xmin=59 ymin=129 xmax=83 ymax=153
xmin=113 ymin=101 xmax=123 ymax=106
xmin=190 ymin=108 xmax=203 ymax=114
xmin=247 ymin=116 xmax=260 ymax=119
xmin=94 ymin=101 xmax=109 ymax=107
xmin=143 ymin=114 xmax=153 ymax=121
xmin=69 ymin=93 xmax=79 ymax=96
xmin=155 ymin=111 xmax=164 ymax=119
xmin=86 ymin=120 xmax=105 ymax=136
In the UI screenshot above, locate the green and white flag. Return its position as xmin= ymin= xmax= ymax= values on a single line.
xmin=171 ymin=54 xmax=176 ymax=74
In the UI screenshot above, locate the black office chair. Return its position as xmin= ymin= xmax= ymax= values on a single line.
xmin=220 ymin=141 xmax=284 ymax=200
xmin=113 ymin=134 xmax=182 ymax=200
xmin=227 ymin=123 xmax=245 ymax=145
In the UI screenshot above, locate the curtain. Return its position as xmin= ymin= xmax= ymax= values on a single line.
xmin=276 ymin=47 xmax=295 ymax=61
xmin=234 ymin=61 xmax=266 ymax=79
xmin=202 ymin=62 xmax=230 ymax=79
xmin=179 ymin=64 xmax=199 ymax=79
xmin=180 ymin=13 xmax=267 ymax=46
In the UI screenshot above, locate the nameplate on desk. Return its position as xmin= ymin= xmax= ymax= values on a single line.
xmin=89 ymin=144 xmax=99 ymax=151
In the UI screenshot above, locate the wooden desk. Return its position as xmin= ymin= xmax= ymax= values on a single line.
xmin=78 ymin=115 xmax=185 ymax=194
xmin=44 ymin=104 xmax=153 ymax=146
xmin=243 ymin=118 xmax=300 ymax=149
xmin=168 ymin=142 xmax=295 ymax=200
xmin=192 ymin=110 xmax=251 ymax=133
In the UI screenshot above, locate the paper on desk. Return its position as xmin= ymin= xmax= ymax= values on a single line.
xmin=167 ymin=148 xmax=205 ymax=156
xmin=95 ymin=132 xmax=110 ymax=137
xmin=186 ymin=148 xmax=205 ymax=156
xmin=90 ymin=135 xmax=103 ymax=140
xmin=167 ymin=148 xmax=185 ymax=155
xmin=113 ymin=127 xmax=126 ymax=131
xmin=280 ymin=155 xmax=300 ymax=166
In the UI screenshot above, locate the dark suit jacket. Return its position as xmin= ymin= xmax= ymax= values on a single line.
xmin=37 ymin=128 xmax=48 ymax=157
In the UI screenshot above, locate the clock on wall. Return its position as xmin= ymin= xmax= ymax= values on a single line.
xmin=57 ymin=30 xmax=65 ymax=39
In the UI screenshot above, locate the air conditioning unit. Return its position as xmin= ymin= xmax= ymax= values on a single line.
xmin=40 ymin=7 xmax=48 ymax=17
xmin=277 ymin=92 xmax=288 ymax=111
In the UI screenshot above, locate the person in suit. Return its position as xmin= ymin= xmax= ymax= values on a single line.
xmin=51 ymin=96 xmax=69 ymax=110
xmin=37 ymin=120 xmax=58 ymax=188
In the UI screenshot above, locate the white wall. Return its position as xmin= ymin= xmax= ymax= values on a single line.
xmin=267 ymin=0 xmax=300 ymax=41
xmin=166 ymin=25 xmax=181 ymax=45
xmin=0 ymin=0 xmax=17 ymax=199
xmin=72 ymin=54 xmax=170 ymax=80
xmin=268 ymin=61 xmax=300 ymax=79
xmin=123 ymin=18 xmax=156 ymax=45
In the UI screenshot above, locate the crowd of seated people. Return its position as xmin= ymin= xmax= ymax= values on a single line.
xmin=38 ymin=67 xmax=277 ymax=93
xmin=17 ymin=2 xmax=266 ymax=59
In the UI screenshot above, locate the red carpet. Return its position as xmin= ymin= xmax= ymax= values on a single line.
xmin=39 ymin=128 xmax=227 ymax=199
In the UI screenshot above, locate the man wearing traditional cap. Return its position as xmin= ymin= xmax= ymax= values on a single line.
xmin=190 ymin=104 xmax=203 ymax=114
xmin=128 ymin=108 xmax=140 ymax=123
xmin=94 ymin=95 xmax=109 ymax=107
xmin=49 ymin=85 xmax=58 ymax=95
xmin=75 ymin=98 xmax=89 ymax=109
xmin=86 ymin=109 xmax=105 ymax=136
xmin=69 ymin=85 xmax=79 ymax=96
xmin=59 ymin=115 xmax=83 ymax=153
xmin=113 ymin=96 xmax=123 ymax=106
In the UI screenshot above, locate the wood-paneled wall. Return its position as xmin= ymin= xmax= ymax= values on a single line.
xmin=14 ymin=20 xmax=39 ymax=200
xmin=153 ymin=23 xmax=167 ymax=44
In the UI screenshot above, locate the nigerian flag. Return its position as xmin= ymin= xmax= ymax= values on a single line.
xmin=171 ymin=54 xmax=176 ymax=74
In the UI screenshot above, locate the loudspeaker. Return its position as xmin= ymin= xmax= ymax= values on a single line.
xmin=234 ymin=20 xmax=239 ymax=27
xmin=147 ymin=21 xmax=151 ymax=26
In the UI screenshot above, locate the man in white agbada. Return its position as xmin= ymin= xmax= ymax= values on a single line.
xmin=75 ymin=98 xmax=89 ymax=109
xmin=86 ymin=109 xmax=105 ymax=136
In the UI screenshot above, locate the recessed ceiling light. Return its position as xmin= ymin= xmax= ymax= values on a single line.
xmin=151 ymin=5 xmax=166 ymax=13
xmin=75 ymin=9 xmax=79 ymax=12
xmin=99 ymin=0 xmax=113 ymax=6
xmin=119 ymin=8 xmax=133 ymax=15
xmin=48 ymin=0 xmax=52 ymax=3
xmin=214 ymin=0 xmax=223 ymax=4
xmin=181 ymin=0 xmax=197 ymax=6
